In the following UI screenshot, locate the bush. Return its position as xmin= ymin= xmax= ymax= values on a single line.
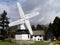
xmin=4 ymin=38 xmax=13 ymax=42
xmin=58 ymin=37 xmax=60 ymax=41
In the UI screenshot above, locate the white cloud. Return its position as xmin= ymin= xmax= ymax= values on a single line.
xmin=0 ymin=2 xmax=20 ymax=22
xmin=38 ymin=17 xmax=45 ymax=23
xmin=22 ymin=0 xmax=60 ymax=25
xmin=1 ymin=0 xmax=60 ymax=25
xmin=0 ymin=3 xmax=10 ymax=14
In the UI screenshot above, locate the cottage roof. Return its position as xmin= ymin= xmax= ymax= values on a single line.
xmin=33 ymin=30 xmax=45 ymax=35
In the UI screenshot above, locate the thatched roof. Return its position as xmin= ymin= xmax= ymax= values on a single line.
xmin=33 ymin=30 xmax=45 ymax=36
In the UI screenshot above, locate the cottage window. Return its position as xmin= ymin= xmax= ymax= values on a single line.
xmin=38 ymin=38 xmax=39 ymax=40
xmin=40 ymin=35 xmax=41 ymax=37
xmin=35 ymin=35 xmax=36 ymax=37
xmin=40 ymin=39 xmax=42 ymax=41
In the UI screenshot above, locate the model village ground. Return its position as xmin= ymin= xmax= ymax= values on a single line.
xmin=0 ymin=3 xmax=60 ymax=45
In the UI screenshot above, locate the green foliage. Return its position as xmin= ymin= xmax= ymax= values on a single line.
xmin=31 ymin=25 xmax=36 ymax=30
xmin=4 ymin=38 xmax=13 ymax=42
xmin=0 ymin=10 xmax=9 ymax=35
xmin=48 ymin=16 xmax=60 ymax=39
xmin=0 ymin=42 xmax=19 ymax=45
xmin=57 ymin=37 xmax=60 ymax=41
xmin=31 ymin=24 xmax=44 ymax=30
xmin=36 ymin=24 xmax=43 ymax=30
xmin=48 ymin=23 xmax=53 ymax=30
xmin=52 ymin=17 xmax=60 ymax=38
xmin=53 ymin=17 xmax=60 ymax=31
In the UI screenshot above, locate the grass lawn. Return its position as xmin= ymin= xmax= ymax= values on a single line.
xmin=0 ymin=41 xmax=19 ymax=45
xmin=32 ymin=41 xmax=50 ymax=45
xmin=21 ymin=41 xmax=50 ymax=45
xmin=0 ymin=41 xmax=50 ymax=45
xmin=30 ymin=41 xmax=60 ymax=45
xmin=0 ymin=41 xmax=60 ymax=45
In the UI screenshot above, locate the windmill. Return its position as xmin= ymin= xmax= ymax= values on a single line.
xmin=9 ymin=2 xmax=39 ymax=35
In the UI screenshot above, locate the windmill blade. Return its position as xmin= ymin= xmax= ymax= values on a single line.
xmin=9 ymin=19 xmax=24 ymax=27
xmin=25 ymin=12 xmax=39 ymax=19
xmin=17 ymin=2 xmax=25 ymax=18
xmin=25 ymin=19 xmax=33 ymax=35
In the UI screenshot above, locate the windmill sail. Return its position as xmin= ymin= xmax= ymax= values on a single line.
xmin=25 ymin=12 xmax=39 ymax=19
xmin=9 ymin=19 xmax=24 ymax=27
xmin=17 ymin=2 xmax=25 ymax=18
xmin=25 ymin=19 xmax=33 ymax=35
xmin=9 ymin=2 xmax=40 ymax=35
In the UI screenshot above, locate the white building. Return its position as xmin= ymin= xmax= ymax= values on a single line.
xmin=15 ymin=25 xmax=45 ymax=41
xmin=15 ymin=30 xmax=45 ymax=41
xmin=31 ymin=30 xmax=45 ymax=41
xmin=15 ymin=29 xmax=31 ymax=40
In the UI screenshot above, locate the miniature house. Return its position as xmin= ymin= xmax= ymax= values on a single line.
xmin=31 ymin=30 xmax=45 ymax=41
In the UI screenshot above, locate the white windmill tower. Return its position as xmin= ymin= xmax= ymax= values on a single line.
xmin=9 ymin=2 xmax=39 ymax=40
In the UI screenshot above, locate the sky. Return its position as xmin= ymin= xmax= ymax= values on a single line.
xmin=0 ymin=0 xmax=60 ymax=25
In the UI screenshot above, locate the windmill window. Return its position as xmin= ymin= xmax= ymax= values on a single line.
xmin=28 ymin=35 xmax=29 ymax=38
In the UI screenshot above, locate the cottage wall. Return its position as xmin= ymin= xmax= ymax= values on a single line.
xmin=32 ymin=36 xmax=43 ymax=41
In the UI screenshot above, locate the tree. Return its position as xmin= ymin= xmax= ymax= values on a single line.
xmin=48 ymin=23 xmax=53 ymax=30
xmin=45 ymin=23 xmax=54 ymax=41
xmin=31 ymin=25 xmax=36 ymax=30
xmin=36 ymin=24 xmax=43 ymax=30
xmin=0 ymin=10 xmax=9 ymax=35
xmin=52 ymin=17 xmax=60 ymax=38
xmin=47 ymin=17 xmax=60 ymax=39
xmin=45 ymin=16 xmax=60 ymax=40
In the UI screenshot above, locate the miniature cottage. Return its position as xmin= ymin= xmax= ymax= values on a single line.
xmin=31 ymin=30 xmax=45 ymax=41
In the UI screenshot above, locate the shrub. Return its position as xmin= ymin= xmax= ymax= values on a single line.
xmin=4 ymin=38 xmax=13 ymax=42
xmin=58 ymin=37 xmax=60 ymax=41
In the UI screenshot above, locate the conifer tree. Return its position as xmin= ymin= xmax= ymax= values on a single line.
xmin=0 ymin=10 xmax=9 ymax=35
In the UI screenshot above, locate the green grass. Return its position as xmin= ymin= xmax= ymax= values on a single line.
xmin=30 ymin=41 xmax=49 ymax=45
xmin=0 ymin=41 xmax=19 ymax=45
xmin=21 ymin=41 xmax=50 ymax=45
xmin=0 ymin=41 xmax=50 ymax=45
